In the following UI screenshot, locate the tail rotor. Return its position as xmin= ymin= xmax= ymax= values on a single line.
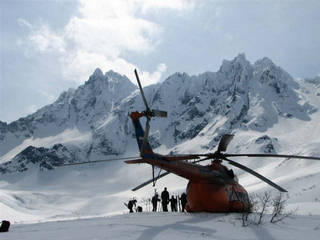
xmin=133 ymin=69 xmax=167 ymax=156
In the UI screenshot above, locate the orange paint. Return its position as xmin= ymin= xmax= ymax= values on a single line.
xmin=186 ymin=181 xmax=250 ymax=212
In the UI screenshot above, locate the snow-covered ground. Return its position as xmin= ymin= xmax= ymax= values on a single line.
xmin=3 ymin=212 xmax=320 ymax=240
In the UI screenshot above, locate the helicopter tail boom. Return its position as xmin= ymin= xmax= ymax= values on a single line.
xmin=130 ymin=112 xmax=154 ymax=155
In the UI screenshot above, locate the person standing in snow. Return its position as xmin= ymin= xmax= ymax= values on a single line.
xmin=169 ymin=195 xmax=177 ymax=212
xmin=180 ymin=193 xmax=187 ymax=212
xmin=161 ymin=187 xmax=170 ymax=212
xmin=151 ymin=193 xmax=160 ymax=212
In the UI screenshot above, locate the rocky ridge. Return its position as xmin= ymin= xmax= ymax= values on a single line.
xmin=0 ymin=54 xmax=317 ymax=173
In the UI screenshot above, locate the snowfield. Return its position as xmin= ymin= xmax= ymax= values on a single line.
xmin=3 ymin=212 xmax=320 ymax=240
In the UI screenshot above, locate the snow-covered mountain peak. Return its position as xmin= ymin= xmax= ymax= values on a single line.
xmin=104 ymin=69 xmax=129 ymax=82
xmin=253 ymin=57 xmax=298 ymax=90
xmin=219 ymin=53 xmax=252 ymax=75
xmin=233 ymin=53 xmax=249 ymax=65
xmin=190 ymin=54 xmax=251 ymax=101
xmin=92 ymin=67 xmax=104 ymax=78
xmin=255 ymin=56 xmax=274 ymax=66
xmin=88 ymin=68 xmax=133 ymax=87
xmin=84 ymin=68 xmax=136 ymax=95
xmin=165 ymin=72 xmax=190 ymax=83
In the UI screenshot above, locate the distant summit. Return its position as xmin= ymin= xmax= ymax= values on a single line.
xmin=92 ymin=68 xmax=104 ymax=77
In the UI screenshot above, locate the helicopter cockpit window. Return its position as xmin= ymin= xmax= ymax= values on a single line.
xmin=227 ymin=169 xmax=235 ymax=178
xmin=227 ymin=187 xmax=249 ymax=204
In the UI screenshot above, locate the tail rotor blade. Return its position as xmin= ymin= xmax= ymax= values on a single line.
xmin=151 ymin=109 xmax=167 ymax=118
xmin=223 ymin=157 xmax=287 ymax=192
xmin=134 ymin=69 xmax=150 ymax=111
xmin=134 ymin=69 xmax=168 ymax=119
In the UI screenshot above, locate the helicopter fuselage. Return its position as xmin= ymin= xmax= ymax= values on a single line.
xmin=128 ymin=111 xmax=251 ymax=212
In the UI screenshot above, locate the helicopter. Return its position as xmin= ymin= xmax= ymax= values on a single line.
xmin=62 ymin=69 xmax=320 ymax=213
xmin=123 ymin=69 xmax=320 ymax=212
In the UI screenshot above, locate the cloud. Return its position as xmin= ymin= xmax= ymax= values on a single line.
xmin=137 ymin=0 xmax=196 ymax=13
xmin=19 ymin=0 xmax=194 ymax=86
xmin=18 ymin=19 xmax=66 ymax=56
xmin=29 ymin=25 xmax=66 ymax=54
xmin=140 ymin=63 xmax=167 ymax=85
xmin=17 ymin=18 xmax=32 ymax=29
xmin=65 ymin=0 xmax=161 ymax=56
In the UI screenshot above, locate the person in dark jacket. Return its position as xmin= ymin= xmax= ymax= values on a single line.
xmin=161 ymin=187 xmax=170 ymax=212
xmin=151 ymin=193 xmax=160 ymax=212
xmin=180 ymin=192 xmax=187 ymax=212
xmin=169 ymin=196 xmax=177 ymax=212
xmin=127 ymin=199 xmax=137 ymax=213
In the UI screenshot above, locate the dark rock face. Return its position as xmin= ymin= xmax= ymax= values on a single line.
xmin=0 ymin=144 xmax=76 ymax=174
xmin=255 ymin=135 xmax=279 ymax=154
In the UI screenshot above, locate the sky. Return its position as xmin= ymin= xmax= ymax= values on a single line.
xmin=0 ymin=0 xmax=319 ymax=123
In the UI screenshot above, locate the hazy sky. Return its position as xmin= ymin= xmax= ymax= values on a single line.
xmin=1 ymin=0 xmax=319 ymax=123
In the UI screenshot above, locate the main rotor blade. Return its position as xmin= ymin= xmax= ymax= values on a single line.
xmin=217 ymin=134 xmax=234 ymax=153
xmin=223 ymin=157 xmax=287 ymax=192
xmin=132 ymin=171 xmax=170 ymax=191
xmin=57 ymin=156 xmax=141 ymax=167
xmin=134 ymin=69 xmax=150 ymax=111
xmin=190 ymin=156 xmax=212 ymax=164
xmin=225 ymin=153 xmax=320 ymax=161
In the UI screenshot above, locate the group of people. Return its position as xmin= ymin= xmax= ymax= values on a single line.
xmin=151 ymin=187 xmax=187 ymax=212
xmin=126 ymin=187 xmax=188 ymax=213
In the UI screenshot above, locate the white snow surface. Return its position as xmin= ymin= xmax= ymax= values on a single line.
xmin=3 ymin=213 xmax=320 ymax=240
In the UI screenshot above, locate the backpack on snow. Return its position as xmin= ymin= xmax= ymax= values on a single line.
xmin=0 ymin=220 xmax=10 ymax=232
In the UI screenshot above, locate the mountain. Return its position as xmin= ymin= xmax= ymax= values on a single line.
xmin=0 ymin=54 xmax=317 ymax=171
xmin=1 ymin=54 xmax=320 ymax=222
xmin=0 ymin=70 xmax=137 ymax=168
